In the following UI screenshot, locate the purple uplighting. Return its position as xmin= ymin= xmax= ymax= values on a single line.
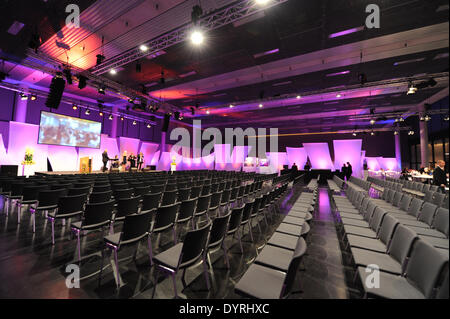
xmin=328 ymin=26 xmax=364 ymax=38
xmin=326 ymin=70 xmax=350 ymax=77
xmin=333 ymin=139 xmax=363 ymax=178
xmin=303 ymin=143 xmax=334 ymax=170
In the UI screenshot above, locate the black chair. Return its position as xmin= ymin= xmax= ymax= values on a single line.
xmin=175 ymin=198 xmax=198 ymax=240
xmin=93 ymin=185 xmax=111 ymax=193
xmin=161 ymin=190 xmax=178 ymax=206
xmin=219 ymin=189 xmax=231 ymax=214
xmin=151 ymin=184 xmax=166 ymax=194
xmin=194 ymin=194 xmax=211 ymax=225
xmin=113 ymin=188 xmax=134 ymax=201
xmin=177 ymin=188 xmax=191 ymax=202
xmin=240 ymin=201 xmax=255 ymax=242
xmin=208 ymin=192 xmax=222 ymax=217
xmin=68 ymin=186 xmax=91 ymax=196
xmin=165 ymin=183 xmax=177 ymax=192
xmin=89 ymin=191 xmax=112 ymax=204
xmin=100 ymin=211 xmax=153 ymax=288
xmin=224 ymin=206 xmax=245 ymax=253
xmin=29 ymin=189 xmax=67 ymax=233
xmin=71 ymin=200 xmax=115 ymax=262
xmin=152 ymin=222 xmax=211 ymax=298
xmin=206 ymin=212 xmax=231 ymax=269
xmin=201 ymin=184 xmax=211 ymax=196
xmin=113 ymin=196 xmax=141 ymax=224
xmin=142 ymin=192 xmax=162 ymax=211
xmin=134 ymin=186 xmax=151 ymax=198
xmin=148 ymin=203 xmax=180 ymax=264
xmin=17 ymin=185 xmax=49 ymax=224
xmin=4 ymin=182 xmax=25 ymax=217
xmin=190 ymin=186 xmax=202 ymax=199
xmin=48 ymin=194 xmax=88 ymax=244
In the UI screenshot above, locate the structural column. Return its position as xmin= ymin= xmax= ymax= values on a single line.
xmin=395 ymin=132 xmax=402 ymax=170
xmin=419 ymin=105 xmax=429 ymax=168
xmin=110 ymin=106 xmax=119 ymax=138
xmin=14 ymin=87 xmax=28 ymax=123
xmin=160 ymin=131 xmax=166 ymax=155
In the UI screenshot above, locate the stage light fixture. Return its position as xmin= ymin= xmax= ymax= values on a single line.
xmin=229 ymin=104 xmax=234 ymax=108
xmin=99 ymin=111 xmax=104 ymax=116
xmin=352 ymin=132 xmax=357 ymax=137
xmin=296 ymin=95 xmax=301 ymax=99
xmin=85 ymin=109 xmax=90 ymax=115
xmin=336 ymin=94 xmax=342 ymax=98
xmin=30 ymin=94 xmax=37 ymax=101
xmin=444 ymin=114 xmax=449 ymax=121
xmin=109 ymin=115 xmax=113 ymax=120
xmin=19 ymin=93 xmax=28 ymax=100
xmin=191 ymin=5 xmax=203 ymax=25
xmin=139 ymin=45 xmax=148 ymax=52
xmin=46 ymin=74 xmax=66 ymax=109
xmin=206 ymin=110 xmax=210 ymax=114
xmin=407 ymin=82 xmax=417 ymax=95
xmin=120 ymin=116 xmax=124 ymax=121
xmin=259 ymin=103 xmax=263 ymax=108
xmin=136 ymin=62 xmax=142 ymax=73
xmin=190 ymin=107 xmax=195 ymax=115
xmin=256 ymin=0 xmax=270 ymax=5
xmin=424 ymin=115 xmax=431 ymax=122
xmin=109 ymin=69 xmax=117 ymax=75
xmin=96 ymin=54 xmax=105 ymax=66
xmin=78 ymin=75 xmax=87 ymax=90
xmin=147 ymin=124 xmax=151 ymax=128
xmin=370 ymin=119 xmax=376 ymax=125
xmin=190 ymin=30 xmax=204 ymax=45
xmin=408 ymin=130 xmax=415 ymax=136
xmin=160 ymin=70 xmax=165 ymax=85
xmin=132 ymin=120 xmax=137 ymax=125
xmin=63 ymin=69 xmax=73 ymax=85
xmin=370 ymin=131 xmax=375 ymax=136
xmin=98 ymin=86 xmax=105 ymax=94
xmin=394 ymin=131 xmax=399 ymax=135
xmin=72 ymin=104 xmax=78 ymax=110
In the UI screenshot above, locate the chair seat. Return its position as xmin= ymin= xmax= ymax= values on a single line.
xmin=347 ymin=235 xmax=387 ymax=253
xmin=351 ymin=247 xmax=402 ymax=275
xmin=267 ymin=233 xmax=299 ymax=251
xmin=104 ymin=233 xmax=121 ymax=246
xmin=282 ymin=216 xmax=305 ymax=226
xmin=387 ymin=212 xmax=417 ymax=220
xmin=48 ymin=210 xmax=83 ymax=219
xmin=255 ymin=245 xmax=293 ymax=272
xmin=31 ymin=204 xmax=58 ymax=211
xmin=288 ymin=211 xmax=312 ymax=221
xmin=276 ymin=223 xmax=302 ymax=237
xmin=153 ymin=243 xmax=183 ymax=269
xmin=408 ymin=226 xmax=447 ymax=239
xmin=235 ymin=264 xmax=285 ymax=299
xmin=341 ymin=218 xmax=369 ymax=228
xmin=339 ymin=212 xmax=364 ymax=220
xmin=419 ymin=235 xmax=449 ymax=249
xmin=357 ymin=267 xmax=425 ymax=299
xmin=398 ymin=219 xmax=430 ymax=228
xmin=344 ymin=225 xmax=377 ymax=238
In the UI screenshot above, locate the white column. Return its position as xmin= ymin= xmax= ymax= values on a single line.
xmin=419 ymin=106 xmax=429 ymax=167
xmin=14 ymin=87 xmax=28 ymax=123
xmin=395 ymin=133 xmax=402 ymax=170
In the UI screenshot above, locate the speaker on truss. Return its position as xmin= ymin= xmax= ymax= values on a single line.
xmin=161 ymin=113 xmax=171 ymax=132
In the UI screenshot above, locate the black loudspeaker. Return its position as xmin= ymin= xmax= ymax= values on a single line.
xmin=0 ymin=165 xmax=18 ymax=176
xmin=161 ymin=113 xmax=171 ymax=132
xmin=46 ymin=75 xmax=66 ymax=109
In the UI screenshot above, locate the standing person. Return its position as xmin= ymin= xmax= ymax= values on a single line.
xmin=341 ymin=163 xmax=347 ymax=180
xmin=102 ymin=149 xmax=109 ymax=172
xmin=346 ymin=162 xmax=353 ymax=180
xmin=137 ymin=152 xmax=144 ymax=170
xmin=128 ymin=153 xmax=136 ymax=171
xmin=433 ymin=160 xmax=447 ymax=191
xmin=122 ymin=151 xmax=128 ymax=171
xmin=304 ymin=160 xmax=311 ymax=171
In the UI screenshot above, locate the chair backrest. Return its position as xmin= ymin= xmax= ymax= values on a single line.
xmin=430 ymin=185 xmax=440 ymax=193
xmin=190 ymin=186 xmax=202 ymax=199
xmin=424 ymin=191 xmax=434 ymax=203
xmin=22 ymin=185 xmax=49 ymax=201
xmin=161 ymin=190 xmax=178 ymax=206
xmin=114 ymin=188 xmax=134 ymax=200
xmin=229 ymin=187 xmax=239 ymax=202
xmin=418 ymin=202 xmax=438 ymax=226
xmin=196 ymin=194 xmax=211 ymax=214
xmin=134 ymin=186 xmax=150 ymax=197
xmin=153 ymin=203 xmax=179 ymax=232
xmin=369 ymin=207 xmax=386 ymax=232
xmin=10 ymin=183 xmax=25 ymax=196
xmin=93 ymin=185 xmax=111 ymax=193
xmin=405 ymin=240 xmax=449 ymax=298
xmin=57 ymin=194 xmax=87 ymax=216
xmin=165 ymin=183 xmax=177 ymax=192
xmin=282 ymin=237 xmax=307 ymax=298
xmin=399 ymin=194 xmax=413 ymax=212
xmin=433 ymin=192 xmax=446 ymax=207
xmin=177 ymin=188 xmax=191 ymax=202
xmin=209 ymin=192 xmax=222 ymax=209
xmin=251 ymin=197 xmax=262 ymax=217
xmin=115 ymin=196 xmax=141 ymax=219
xmin=241 ymin=201 xmax=253 ymax=224
xmin=227 ymin=206 xmax=244 ymax=234
xmin=422 ymin=184 xmax=431 ymax=193
xmin=120 ymin=211 xmax=153 ymax=245
xmin=208 ymin=212 xmax=231 ymax=249
xmin=386 ymin=189 xmax=395 ymax=203
xmin=432 ymin=208 xmax=449 ymax=237
xmin=142 ymin=192 xmax=162 ymax=211
xmin=83 ymin=200 xmax=115 ymax=229
xmin=436 ymin=271 xmax=449 ymax=299
xmin=177 ymin=198 xmax=197 ymax=221
xmin=378 ymin=214 xmax=399 ymax=245
xmin=408 ymin=198 xmax=424 ymax=218
xmin=201 ymin=184 xmax=211 ymax=196
xmin=37 ymin=189 xmax=67 ymax=207
xmin=89 ymin=190 xmax=112 ymax=204
xmin=393 ymin=191 xmax=403 ymax=207
xmin=179 ymin=222 xmax=211 ymax=269
xmin=387 ymin=225 xmax=418 ymax=270
xmin=150 ymin=184 xmax=166 ymax=194
xmin=68 ymin=186 xmax=91 ymax=196
xmin=363 ymin=201 xmax=377 ymax=221
xmin=220 ymin=189 xmax=231 ymax=205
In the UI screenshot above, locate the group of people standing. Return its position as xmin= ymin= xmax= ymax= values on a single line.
xmin=101 ymin=150 xmax=145 ymax=172
xmin=341 ymin=162 xmax=353 ymax=181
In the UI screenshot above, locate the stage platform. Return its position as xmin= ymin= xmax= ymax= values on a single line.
xmin=35 ymin=170 xmax=162 ymax=176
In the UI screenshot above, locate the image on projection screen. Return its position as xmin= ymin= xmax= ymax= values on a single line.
xmin=38 ymin=111 xmax=102 ymax=148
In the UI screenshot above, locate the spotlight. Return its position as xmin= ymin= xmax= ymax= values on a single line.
xmin=174 ymin=112 xmax=181 ymax=120
xmin=190 ymin=30 xmax=204 ymax=45
xmin=336 ymin=94 xmax=342 ymax=98
xmin=407 ymin=82 xmax=417 ymax=95
xmin=96 ymin=54 xmax=105 ymax=66
xmin=256 ymin=0 xmax=270 ymax=5
xmin=109 ymin=69 xmax=117 ymax=75
xmin=128 ymin=98 xmax=134 ymax=104
xmin=46 ymin=74 xmax=66 ymax=109
xmin=120 ymin=116 xmax=124 ymax=121
xmin=30 ymin=94 xmax=37 ymax=101
xmin=63 ymin=69 xmax=73 ymax=84
xmin=352 ymin=132 xmax=357 ymax=137
xmin=370 ymin=131 xmax=375 ymax=136
xmin=98 ymin=86 xmax=105 ymax=94
xmin=147 ymin=124 xmax=151 ymax=128
xmin=160 ymin=70 xmax=165 ymax=85
xmin=109 ymin=115 xmax=113 ymax=120
xmin=132 ymin=120 xmax=137 ymax=125
xmin=28 ymin=33 xmax=41 ymax=53
xmin=206 ymin=110 xmax=210 ymax=114
xmin=78 ymin=75 xmax=87 ymax=90
xmin=99 ymin=111 xmax=104 ymax=116
xmin=408 ymin=130 xmax=415 ymax=136
xmin=229 ymin=104 xmax=234 ymax=108
xmin=259 ymin=103 xmax=263 ymax=108
xmin=444 ymin=114 xmax=449 ymax=121
xmin=191 ymin=5 xmax=203 ymax=25
xmin=85 ymin=109 xmax=90 ymax=115
xmin=296 ymin=95 xmax=301 ymax=99
xmin=19 ymin=93 xmax=28 ymax=100
xmin=394 ymin=118 xmax=399 ymax=123
xmin=139 ymin=45 xmax=148 ymax=52
xmin=72 ymin=104 xmax=78 ymax=110
xmin=394 ymin=131 xmax=399 ymax=135
xmin=399 ymin=117 xmax=405 ymax=122
xmin=370 ymin=119 xmax=376 ymax=125
xmin=424 ymin=115 xmax=431 ymax=122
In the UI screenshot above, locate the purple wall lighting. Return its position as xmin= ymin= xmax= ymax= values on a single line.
xmin=378 ymin=157 xmax=399 ymax=171
xmin=286 ymin=147 xmax=308 ymax=169
xmin=303 ymin=143 xmax=334 ymax=170
xmin=365 ymin=157 xmax=381 ymax=171
xmin=333 ymin=139 xmax=363 ymax=178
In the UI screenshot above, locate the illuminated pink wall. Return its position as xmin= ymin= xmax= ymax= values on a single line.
xmin=365 ymin=157 xmax=381 ymax=171
xmin=378 ymin=157 xmax=399 ymax=171
xmin=119 ymin=137 xmax=140 ymax=158
xmin=333 ymin=139 xmax=363 ymax=178
xmin=47 ymin=145 xmax=79 ymax=172
xmin=266 ymin=152 xmax=288 ymax=173
xmin=140 ymin=142 xmax=159 ymax=167
xmin=303 ymin=143 xmax=334 ymax=170
xmin=286 ymin=147 xmax=307 ymax=169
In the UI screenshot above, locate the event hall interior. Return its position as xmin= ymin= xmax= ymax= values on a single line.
xmin=0 ymin=0 xmax=448 ymax=300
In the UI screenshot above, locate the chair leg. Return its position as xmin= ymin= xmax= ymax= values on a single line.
xmin=248 ymin=222 xmax=254 ymax=242
xmin=51 ymin=218 xmax=55 ymax=245
xmin=171 ymin=272 xmax=178 ymax=298
xmin=147 ymin=236 xmax=153 ymax=266
xmin=152 ymin=267 xmax=158 ymax=299
xmin=98 ymin=246 xmax=105 ymax=287
xmin=202 ymin=255 xmax=211 ymax=291
xmin=181 ymin=268 xmax=187 ymax=288
xmin=32 ymin=211 xmax=36 ymax=233
xmin=76 ymin=230 xmax=81 ymax=263
xmin=113 ymin=248 xmax=121 ymax=289
xmin=222 ymin=242 xmax=230 ymax=268
xmin=237 ymin=229 xmax=244 ymax=253
xmin=173 ymin=226 xmax=177 ymax=244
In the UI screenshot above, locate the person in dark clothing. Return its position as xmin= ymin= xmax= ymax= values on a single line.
xmin=341 ymin=163 xmax=347 ymax=180
xmin=102 ymin=150 xmax=109 ymax=172
xmin=291 ymin=163 xmax=298 ymax=177
xmin=346 ymin=162 xmax=353 ymax=180
xmin=304 ymin=161 xmax=311 ymax=171
xmin=433 ymin=160 xmax=448 ymax=191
